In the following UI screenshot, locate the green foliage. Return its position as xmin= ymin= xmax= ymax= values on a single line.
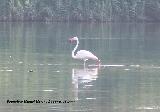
xmin=0 ymin=0 xmax=159 ymax=22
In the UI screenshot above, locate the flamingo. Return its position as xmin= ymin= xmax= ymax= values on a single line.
xmin=69 ymin=36 xmax=100 ymax=67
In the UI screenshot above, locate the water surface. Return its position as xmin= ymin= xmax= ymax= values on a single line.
xmin=0 ymin=22 xmax=160 ymax=112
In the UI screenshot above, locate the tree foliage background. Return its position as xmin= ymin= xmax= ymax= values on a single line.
xmin=0 ymin=0 xmax=160 ymax=22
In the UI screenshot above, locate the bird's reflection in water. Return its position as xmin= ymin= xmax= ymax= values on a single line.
xmin=72 ymin=67 xmax=99 ymax=100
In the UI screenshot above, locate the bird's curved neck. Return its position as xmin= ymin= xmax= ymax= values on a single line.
xmin=72 ymin=39 xmax=79 ymax=58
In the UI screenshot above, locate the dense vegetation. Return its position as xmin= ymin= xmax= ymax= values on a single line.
xmin=0 ymin=0 xmax=160 ymax=22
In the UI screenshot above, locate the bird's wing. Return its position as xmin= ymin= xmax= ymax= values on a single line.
xmin=76 ymin=50 xmax=98 ymax=60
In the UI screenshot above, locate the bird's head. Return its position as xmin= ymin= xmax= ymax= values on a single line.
xmin=69 ymin=36 xmax=78 ymax=43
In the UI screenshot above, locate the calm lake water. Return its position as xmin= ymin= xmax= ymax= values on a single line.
xmin=0 ymin=22 xmax=160 ymax=112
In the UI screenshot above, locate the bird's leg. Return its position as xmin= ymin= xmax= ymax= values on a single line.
xmin=83 ymin=60 xmax=86 ymax=69
xmin=83 ymin=59 xmax=88 ymax=69
xmin=97 ymin=60 xmax=101 ymax=65
xmin=96 ymin=59 xmax=101 ymax=68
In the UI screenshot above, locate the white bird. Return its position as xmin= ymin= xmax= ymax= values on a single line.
xmin=69 ymin=36 xmax=100 ymax=67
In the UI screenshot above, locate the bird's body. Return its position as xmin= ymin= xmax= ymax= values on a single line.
xmin=69 ymin=37 xmax=100 ymax=67
xmin=75 ymin=50 xmax=98 ymax=60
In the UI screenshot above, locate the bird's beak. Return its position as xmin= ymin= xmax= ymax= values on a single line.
xmin=68 ymin=38 xmax=73 ymax=43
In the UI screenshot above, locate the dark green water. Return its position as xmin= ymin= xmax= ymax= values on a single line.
xmin=0 ymin=22 xmax=160 ymax=112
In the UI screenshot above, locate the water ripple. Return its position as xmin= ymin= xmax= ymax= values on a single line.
xmin=136 ymin=106 xmax=160 ymax=110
